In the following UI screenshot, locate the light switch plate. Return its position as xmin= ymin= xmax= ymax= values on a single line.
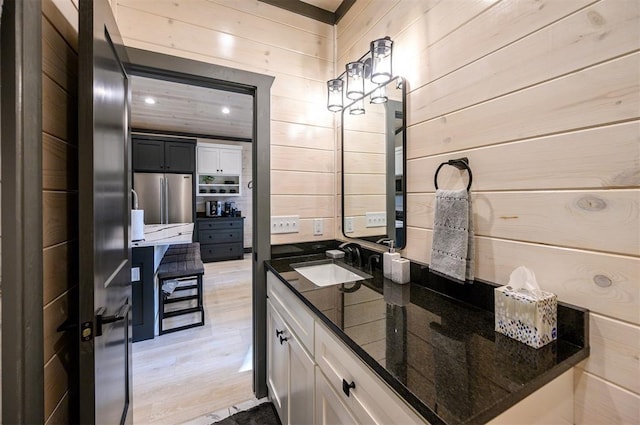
xmin=313 ymin=218 xmax=323 ymax=235
xmin=345 ymin=217 xmax=355 ymax=233
xmin=271 ymin=215 xmax=300 ymax=234
xmin=366 ymin=212 xmax=387 ymax=228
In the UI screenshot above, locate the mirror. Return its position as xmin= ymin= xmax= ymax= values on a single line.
xmin=341 ymin=76 xmax=406 ymax=248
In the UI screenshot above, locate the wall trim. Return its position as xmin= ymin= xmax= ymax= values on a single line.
xmin=124 ymin=47 xmax=274 ymax=398
xmin=1 ymin=0 xmax=45 ymax=423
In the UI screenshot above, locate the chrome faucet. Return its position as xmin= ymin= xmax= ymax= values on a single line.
xmin=338 ymin=242 xmax=362 ymax=268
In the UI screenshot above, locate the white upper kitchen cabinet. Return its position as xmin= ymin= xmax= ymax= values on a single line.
xmin=197 ymin=143 xmax=242 ymax=175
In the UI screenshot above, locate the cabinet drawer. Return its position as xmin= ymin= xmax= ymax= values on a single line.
xmin=199 ymin=229 xmax=242 ymax=243
xmin=198 ymin=219 xmax=243 ymax=231
xmin=315 ymin=322 xmax=426 ymax=425
xmin=200 ymin=243 xmax=243 ymax=261
xmin=315 ymin=366 xmax=359 ymax=425
xmin=267 ymin=271 xmax=315 ymax=355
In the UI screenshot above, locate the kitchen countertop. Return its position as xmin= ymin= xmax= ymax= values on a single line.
xmin=132 ymin=223 xmax=194 ymax=247
xmin=266 ymin=253 xmax=589 ymax=425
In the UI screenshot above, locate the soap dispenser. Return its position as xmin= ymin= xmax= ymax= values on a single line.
xmin=383 ymin=240 xmax=401 ymax=279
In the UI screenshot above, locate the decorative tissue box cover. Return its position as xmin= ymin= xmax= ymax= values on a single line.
xmin=494 ymin=286 xmax=557 ymax=348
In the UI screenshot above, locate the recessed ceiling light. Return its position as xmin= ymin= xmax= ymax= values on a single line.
xmin=222 ymin=107 xmax=230 ymax=114
xmin=144 ymin=97 xmax=156 ymax=105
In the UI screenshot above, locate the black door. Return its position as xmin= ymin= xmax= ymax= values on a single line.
xmin=78 ymin=0 xmax=132 ymax=423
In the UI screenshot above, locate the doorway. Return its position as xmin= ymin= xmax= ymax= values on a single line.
xmin=127 ymin=69 xmax=257 ymax=423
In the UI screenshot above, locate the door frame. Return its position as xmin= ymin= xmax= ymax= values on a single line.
xmin=124 ymin=47 xmax=274 ymax=398
xmin=1 ymin=0 xmax=45 ymax=423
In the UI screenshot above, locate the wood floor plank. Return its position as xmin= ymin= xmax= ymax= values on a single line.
xmin=132 ymin=255 xmax=254 ymax=424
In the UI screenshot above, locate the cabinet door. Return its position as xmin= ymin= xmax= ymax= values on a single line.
xmin=315 ymin=322 xmax=425 ymax=425
xmin=289 ymin=334 xmax=315 ymax=425
xmin=315 ymin=368 xmax=359 ymax=425
xmin=219 ymin=148 xmax=242 ymax=174
xmin=197 ymin=147 xmax=220 ymax=174
xmin=165 ymin=141 xmax=195 ymax=173
xmin=133 ymin=139 xmax=164 ymax=171
xmin=267 ymin=302 xmax=289 ymax=425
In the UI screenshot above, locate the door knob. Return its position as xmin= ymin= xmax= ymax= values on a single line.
xmin=95 ymin=304 xmax=130 ymax=337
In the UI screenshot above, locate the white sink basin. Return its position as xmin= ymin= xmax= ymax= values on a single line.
xmin=291 ymin=259 xmax=372 ymax=287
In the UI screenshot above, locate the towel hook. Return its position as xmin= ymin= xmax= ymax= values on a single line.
xmin=434 ymin=157 xmax=472 ymax=191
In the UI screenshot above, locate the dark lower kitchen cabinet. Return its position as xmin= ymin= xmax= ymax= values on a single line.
xmin=132 ymin=246 xmax=155 ymax=342
xmin=133 ymin=135 xmax=195 ymax=173
xmin=196 ymin=217 xmax=244 ymax=262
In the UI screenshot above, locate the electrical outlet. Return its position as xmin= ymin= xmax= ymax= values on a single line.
xmin=344 ymin=217 xmax=355 ymax=233
xmin=366 ymin=212 xmax=387 ymax=228
xmin=271 ymin=215 xmax=300 ymax=234
xmin=313 ymin=218 xmax=323 ymax=236
xmin=131 ymin=267 xmax=140 ymax=282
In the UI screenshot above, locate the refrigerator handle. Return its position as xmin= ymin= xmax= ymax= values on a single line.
xmin=165 ymin=178 xmax=170 ymax=224
xmin=159 ymin=178 xmax=165 ymax=224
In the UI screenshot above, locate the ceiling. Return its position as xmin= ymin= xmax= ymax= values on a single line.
xmin=130 ymin=75 xmax=253 ymax=140
xmin=258 ymin=0 xmax=354 ymax=25
xmin=300 ymin=0 xmax=343 ymax=12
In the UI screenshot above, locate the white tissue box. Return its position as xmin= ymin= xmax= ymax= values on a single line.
xmin=494 ymin=285 xmax=557 ymax=348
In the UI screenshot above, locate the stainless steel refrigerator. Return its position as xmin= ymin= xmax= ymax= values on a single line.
xmin=133 ymin=173 xmax=193 ymax=224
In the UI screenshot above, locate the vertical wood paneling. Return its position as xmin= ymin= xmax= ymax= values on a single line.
xmin=339 ymin=2 xmax=640 ymax=420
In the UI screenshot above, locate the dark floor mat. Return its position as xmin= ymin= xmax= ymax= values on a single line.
xmin=212 ymin=402 xmax=281 ymax=425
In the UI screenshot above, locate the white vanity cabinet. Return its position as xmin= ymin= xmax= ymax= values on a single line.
xmin=266 ymin=274 xmax=315 ymax=425
xmin=267 ymin=301 xmax=289 ymax=423
xmin=266 ymin=270 xmax=575 ymax=425
xmin=315 ymin=321 xmax=427 ymax=425
xmin=315 ymin=366 xmax=360 ymax=425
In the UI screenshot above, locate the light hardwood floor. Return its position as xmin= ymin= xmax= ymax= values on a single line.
xmin=132 ymin=254 xmax=255 ymax=425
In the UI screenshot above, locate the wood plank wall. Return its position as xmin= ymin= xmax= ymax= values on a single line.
xmin=41 ymin=0 xmax=79 ymax=423
xmin=337 ymin=0 xmax=640 ymax=423
xmin=113 ymin=0 xmax=337 ymax=244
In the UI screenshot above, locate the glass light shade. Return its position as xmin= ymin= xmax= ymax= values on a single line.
xmin=349 ymin=98 xmax=365 ymax=115
xmin=370 ymin=37 xmax=393 ymax=84
xmin=327 ymin=79 xmax=344 ymax=112
xmin=370 ymin=85 xmax=387 ymax=104
xmin=346 ymin=61 xmax=365 ymax=100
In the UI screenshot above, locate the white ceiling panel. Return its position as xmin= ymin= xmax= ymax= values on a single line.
xmin=130 ymin=75 xmax=253 ymax=140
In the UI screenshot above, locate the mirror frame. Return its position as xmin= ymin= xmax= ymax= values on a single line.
xmin=340 ymin=76 xmax=407 ymax=249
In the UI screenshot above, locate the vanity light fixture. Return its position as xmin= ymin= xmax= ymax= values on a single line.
xmin=346 ymin=61 xmax=365 ymax=100
xmin=370 ymin=85 xmax=387 ymax=104
xmin=326 ymin=36 xmax=394 ymax=113
xmin=370 ymin=37 xmax=393 ymax=84
xmin=350 ymin=98 xmax=365 ymax=115
xmin=327 ymin=79 xmax=344 ymax=112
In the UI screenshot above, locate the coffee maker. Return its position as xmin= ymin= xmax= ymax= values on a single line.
xmin=205 ymin=201 xmax=218 ymax=217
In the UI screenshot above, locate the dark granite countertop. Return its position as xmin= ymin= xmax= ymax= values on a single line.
xmin=266 ymin=252 xmax=589 ymax=425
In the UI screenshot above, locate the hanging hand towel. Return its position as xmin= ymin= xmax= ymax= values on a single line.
xmin=430 ymin=188 xmax=475 ymax=283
